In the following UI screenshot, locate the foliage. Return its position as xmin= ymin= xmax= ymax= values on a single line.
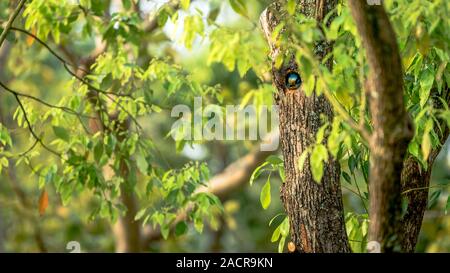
xmin=0 ymin=0 xmax=449 ymax=253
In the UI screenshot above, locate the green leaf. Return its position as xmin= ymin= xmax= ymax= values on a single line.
xmin=422 ymin=132 xmax=431 ymax=160
xmin=428 ymin=190 xmax=441 ymax=209
xmin=316 ymin=123 xmax=328 ymax=144
xmin=278 ymin=236 xmax=286 ymax=253
xmin=422 ymin=119 xmax=433 ymax=160
xmin=208 ymin=8 xmax=220 ymax=23
xmin=419 ymin=69 xmax=434 ymax=107
xmin=229 ymin=0 xmax=248 ymax=18
xmin=445 ymin=196 xmax=450 ymax=215
xmin=151 ymin=104 xmax=162 ymax=113
xmin=0 ymin=123 xmax=12 ymax=147
xmin=161 ymin=223 xmax=170 ymax=239
xmin=182 ymin=15 xmax=204 ymax=49
xmin=303 ymin=76 xmax=315 ymax=97
xmin=260 ymin=178 xmax=271 ymax=209
xmin=175 ymin=221 xmax=188 ymax=236
xmin=266 ymin=155 xmax=283 ymax=165
xmin=299 ymin=56 xmax=312 ymax=81
xmin=274 ymin=54 xmax=284 ymax=69
xmin=181 ymin=0 xmax=190 ymax=10
xmin=194 ymin=216 xmax=204 ymax=233
xmin=278 ymin=165 xmax=286 ymax=183
xmin=6 ymin=32 xmax=15 ymax=42
xmin=348 ymin=155 xmax=357 ymax=173
xmin=342 ymin=171 xmax=352 ymax=184
xmin=280 ymin=217 xmax=289 ymax=237
xmin=310 ymin=144 xmax=328 ymax=183
xmin=93 ymin=142 xmax=103 ymax=162
xmin=122 ymin=0 xmax=132 ymax=10
xmin=237 ymin=58 xmax=250 ymax=78
xmin=52 ymin=126 xmax=70 ymax=142
xmin=269 ymin=213 xmax=285 ymax=227
xmin=328 ymin=117 xmax=342 ymax=158
xmin=136 ymin=154 xmax=148 ymax=175
xmin=286 ymin=0 xmax=296 ymax=15
xmin=271 ymin=225 xmax=281 ymax=243
xmin=157 ymin=9 xmax=169 ymax=27
xmin=134 ymin=208 xmax=147 ymax=221
xmin=249 ymin=161 xmax=269 ymax=185
xmin=91 ymin=0 xmax=106 ymax=15
xmin=0 ymin=157 xmax=9 ymax=173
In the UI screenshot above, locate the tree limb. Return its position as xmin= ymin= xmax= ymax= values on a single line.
xmin=0 ymin=0 xmax=26 ymax=49
xmin=348 ymin=0 xmax=414 ymax=252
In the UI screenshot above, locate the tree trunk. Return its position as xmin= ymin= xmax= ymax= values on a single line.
xmin=400 ymin=88 xmax=450 ymax=252
xmin=348 ymin=1 xmax=414 ymax=252
xmin=261 ymin=0 xmax=350 ymax=253
xmin=76 ymin=54 xmax=141 ymax=253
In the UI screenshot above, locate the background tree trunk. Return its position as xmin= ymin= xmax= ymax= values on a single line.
xmin=400 ymin=87 xmax=450 ymax=252
xmin=261 ymin=0 xmax=350 ymax=253
xmin=348 ymin=0 xmax=414 ymax=252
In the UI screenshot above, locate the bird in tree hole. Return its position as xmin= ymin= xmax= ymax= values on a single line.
xmin=285 ymin=71 xmax=302 ymax=90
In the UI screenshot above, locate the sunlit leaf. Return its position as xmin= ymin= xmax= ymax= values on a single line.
xmin=38 ymin=189 xmax=49 ymax=216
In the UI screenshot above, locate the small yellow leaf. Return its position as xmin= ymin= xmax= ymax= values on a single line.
xmin=181 ymin=0 xmax=190 ymax=10
xmin=26 ymin=28 xmax=36 ymax=46
xmin=38 ymin=189 xmax=49 ymax=216
xmin=422 ymin=132 xmax=431 ymax=159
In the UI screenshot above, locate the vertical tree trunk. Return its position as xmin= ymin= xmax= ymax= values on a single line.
xmin=400 ymin=157 xmax=433 ymax=252
xmin=348 ymin=1 xmax=414 ymax=252
xmin=76 ymin=56 xmax=141 ymax=253
xmin=261 ymin=0 xmax=350 ymax=253
xmin=401 ymin=88 xmax=450 ymax=252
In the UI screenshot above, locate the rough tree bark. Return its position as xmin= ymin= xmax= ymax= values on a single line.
xmin=261 ymin=0 xmax=350 ymax=253
xmin=400 ymin=87 xmax=450 ymax=252
xmin=348 ymin=1 xmax=414 ymax=252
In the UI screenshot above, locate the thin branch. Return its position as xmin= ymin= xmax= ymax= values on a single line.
xmin=9 ymin=27 xmax=143 ymax=131
xmin=351 ymin=172 xmax=368 ymax=214
xmin=0 ymin=0 xmax=27 ymax=48
xmin=12 ymin=93 xmax=62 ymax=158
xmin=18 ymin=138 xmax=38 ymax=157
xmin=342 ymin=184 xmax=367 ymax=200
xmin=0 ymin=80 xmax=92 ymax=134
xmin=10 ymin=27 xmax=129 ymax=97
xmin=0 ymin=80 xmax=94 ymax=119
xmin=401 ymin=183 xmax=448 ymax=195
xmin=358 ymin=56 xmax=368 ymax=130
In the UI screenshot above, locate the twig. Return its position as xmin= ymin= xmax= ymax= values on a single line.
xmin=401 ymin=183 xmax=448 ymax=195
xmin=0 ymin=0 xmax=27 ymax=48
xmin=13 ymin=93 xmax=62 ymax=158
xmin=352 ymin=172 xmax=368 ymax=214
xmin=0 ymin=80 xmax=92 ymax=134
xmin=9 ymin=27 xmax=143 ymax=131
